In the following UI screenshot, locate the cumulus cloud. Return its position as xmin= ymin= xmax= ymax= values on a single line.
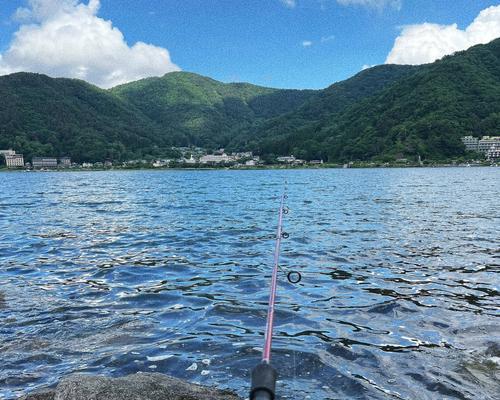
xmin=0 ymin=0 xmax=180 ymax=88
xmin=280 ymin=0 xmax=296 ymax=8
xmin=386 ymin=5 xmax=500 ymax=65
xmin=336 ymin=0 xmax=401 ymax=10
xmin=302 ymin=40 xmax=313 ymax=47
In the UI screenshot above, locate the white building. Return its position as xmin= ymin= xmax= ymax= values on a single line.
xmin=462 ymin=136 xmax=500 ymax=154
xmin=199 ymin=154 xmax=235 ymax=164
xmin=233 ymin=151 xmax=253 ymax=159
xmin=277 ymin=156 xmax=296 ymax=163
xmin=32 ymin=157 xmax=57 ymax=168
xmin=462 ymin=136 xmax=479 ymax=152
xmin=487 ymin=144 xmax=500 ymax=161
xmin=59 ymin=157 xmax=71 ymax=168
xmin=153 ymin=159 xmax=171 ymax=168
xmin=478 ymin=136 xmax=500 ymax=153
xmin=5 ymin=153 xmax=24 ymax=168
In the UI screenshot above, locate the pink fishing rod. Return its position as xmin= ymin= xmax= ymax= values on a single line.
xmin=250 ymin=190 xmax=300 ymax=400
xmin=262 ymin=192 xmax=286 ymax=363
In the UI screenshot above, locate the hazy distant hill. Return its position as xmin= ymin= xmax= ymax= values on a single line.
xmin=1 ymin=38 xmax=499 ymax=163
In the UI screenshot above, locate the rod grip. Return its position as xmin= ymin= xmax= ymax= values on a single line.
xmin=250 ymin=363 xmax=277 ymax=400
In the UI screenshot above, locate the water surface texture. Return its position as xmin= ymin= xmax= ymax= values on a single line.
xmin=0 ymin=168 xmax=499 ymax=399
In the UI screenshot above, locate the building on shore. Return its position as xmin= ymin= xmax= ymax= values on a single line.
xmin=5 ymin=153 xmax=25 ymax=168
xmin=233 ymin=151 xmax=253 ymax=159
xmin=199 ymin=154 xmax=235 ymax=164
xmin=478 ymin=136 xmax=500 ymax=153
xmin=462 ymin=136 xmax=479 ymax=151
xmin=462 ymin=136 xmax=500 ymax=154
xmin=276 ymin=156 xmax=296 ymax=163
xmin=153 ymin=159 xmax=171 ymax=168
xmin=487 ymin=144 xmax=500 ymax=161
xmin=1 ymin=150 xmax=24 ymax=168
xmin=59 ymin=157 xmax=71 ymax=168
xmin=32 ymin=157 xmax=58 ymax=169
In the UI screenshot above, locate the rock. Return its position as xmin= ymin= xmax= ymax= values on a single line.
xmin=20 ymin=373 xmax=242 ymax=400
xmin=0 ymin=291 xmax=6 ymax=309
xmin=20 ymin=390 xmax=55 ymax=400
xmin=484 ymin=342 xmax=500 ymax=357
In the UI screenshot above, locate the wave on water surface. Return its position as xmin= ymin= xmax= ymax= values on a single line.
xmin=0 ymin=168 xmax=499 ymax=399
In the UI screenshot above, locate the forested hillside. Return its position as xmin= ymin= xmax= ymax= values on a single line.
xmin=227 ymin=64 xmax=418 ymax=157
xmin=0 ymin=73 xmax=168 ymax=162
xmin=111 ymin=72 xmax=314 ymax=149
xmin=1 ymin=38 xmax=499 ymax=163
xmin=238 ymin=39 xmax=500 ymax=162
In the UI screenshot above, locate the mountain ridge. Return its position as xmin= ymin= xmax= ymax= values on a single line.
xmin=1 ymin=38 xmax=499 ymax=163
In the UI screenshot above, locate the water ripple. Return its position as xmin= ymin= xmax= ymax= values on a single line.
xmin=0 ymin=168 xmax=499 ymax=399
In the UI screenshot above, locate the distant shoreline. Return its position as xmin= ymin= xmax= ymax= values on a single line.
xmin=0 ymin=163 xmax=496 ymax=173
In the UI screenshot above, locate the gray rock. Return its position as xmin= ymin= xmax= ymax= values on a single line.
xmin=20 ymin=373 xmax=242 ymax=400
xmin=19 ymin=389 xmax=55 ymax=400
xmin=0 ymin=291 xmax=6 ymax=309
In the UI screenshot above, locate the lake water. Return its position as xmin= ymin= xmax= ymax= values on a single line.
xmin=0 ymin=168 xmax=499 ymax=400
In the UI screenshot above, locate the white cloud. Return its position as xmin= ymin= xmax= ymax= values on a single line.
xmin=280 ymin=0 xmax=296 ymax=8
xmin=302 ymin=40 xmax=313 ymax=47
xmin=0 ymin=0 xmax=180 ymax=88
xmin=336 ymin=0 xmax=401 ymax=10
xmin=386 ymin=5 xmax=500 ymax=65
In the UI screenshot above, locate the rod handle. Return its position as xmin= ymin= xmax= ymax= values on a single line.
xmin=250 ymin=363 xmax=277 ymax=400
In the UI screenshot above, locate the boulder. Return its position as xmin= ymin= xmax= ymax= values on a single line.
xmin=20 ymin=373 xmax=242 ymax=400
xmin=20 ymin=390 xmax=54 ymax=400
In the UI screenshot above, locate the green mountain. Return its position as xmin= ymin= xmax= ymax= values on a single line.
xmin=0 ymin=38 xmax=499 ymax=163
xmin=241 ymin=38 xmax=500 ymax=162
xmin=0 ymin=73 xmax=169 ymax=162
xmin=227 ymin=64 xmax=418 ymax=157
xmin=110 ymin=71 xmax=314 ymax=149
xmin=0 ymin=71 xmax=313 ymax=161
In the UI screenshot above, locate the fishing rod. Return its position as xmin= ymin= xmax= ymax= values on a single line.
xmin=249 ymin=189 xmax=301 ymax=400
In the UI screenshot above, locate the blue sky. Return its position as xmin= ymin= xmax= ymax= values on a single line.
xmin=1 ymin=1 xmax=499 ymax=89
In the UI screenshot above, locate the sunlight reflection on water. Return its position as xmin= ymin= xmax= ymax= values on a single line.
xmin=0 ymin=168 xmax=499 ymax=399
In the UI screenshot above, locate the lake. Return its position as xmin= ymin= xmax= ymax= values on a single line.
xmin=0 ymin=168 xmax=498 ymax=399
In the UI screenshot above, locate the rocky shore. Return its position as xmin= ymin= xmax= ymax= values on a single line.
xmin=20 ymin=373 xmax=242 ymax=400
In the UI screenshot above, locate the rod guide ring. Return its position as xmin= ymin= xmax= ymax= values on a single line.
xmin=287 ymin=271 xmax=302 ymax=284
